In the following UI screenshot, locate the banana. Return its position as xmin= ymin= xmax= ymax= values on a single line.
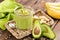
xmin=47 ymin=7 xmax=60 ymax=19
xmin=49 ymin=6 xmax=60 ymax=10
xmin=46 ymin=2 xmax=60 ymax=7
xmin=45 ymin=2 xmax=60 ymax=19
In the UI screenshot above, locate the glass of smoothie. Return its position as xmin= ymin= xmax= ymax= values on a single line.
xmin=14 ymin=6 xmax=34 ymax=30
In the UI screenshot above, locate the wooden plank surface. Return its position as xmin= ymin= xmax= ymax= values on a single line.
xmin=0 ymin=0 xmax=60 ymax=40
xmin=54 ymin=20 xmax=60 ymax=40
xmin=53 ymin=0 xmax=60 ymax=40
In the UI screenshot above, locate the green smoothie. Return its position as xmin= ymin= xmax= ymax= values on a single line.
xmin=15 ymin=7 xmax=34 ymax=29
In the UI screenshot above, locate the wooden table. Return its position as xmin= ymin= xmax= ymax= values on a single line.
xmin=0 ymin=0 xmax=60 ymax=40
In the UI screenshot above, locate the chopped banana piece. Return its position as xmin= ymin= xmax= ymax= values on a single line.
xmin=33 ymin=15 xmax=39 ymax=19
xmin=40 ymin=19 xmax=46 ymax=23
xmin=39 ymin=16 xmax=49 ymax=21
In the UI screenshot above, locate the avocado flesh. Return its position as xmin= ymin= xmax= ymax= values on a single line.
xmin=41 ymin=24 xmax=56 ymax=39
xmin=32 ymin=20 xmax=42 ymax=38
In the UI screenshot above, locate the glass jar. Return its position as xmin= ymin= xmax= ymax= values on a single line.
xmin=14 ymin=6 xmax=34 ymax=30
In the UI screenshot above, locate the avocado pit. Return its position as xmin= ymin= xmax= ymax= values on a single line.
xmin=34 ymin=26 xmax=40 ymax=35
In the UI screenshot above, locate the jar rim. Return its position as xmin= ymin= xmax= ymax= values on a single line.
xmin=14 ymin=6 xmax=35 ymax=15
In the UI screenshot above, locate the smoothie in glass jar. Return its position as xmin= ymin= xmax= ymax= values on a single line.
xmin=14 ymin=6 xmax=34 ymax=30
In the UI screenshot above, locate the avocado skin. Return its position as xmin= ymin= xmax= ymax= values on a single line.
xmin=32 ymin=20 xmax=42 ymax=38
xmin=41 ymin=24 xmax=56 ymax=39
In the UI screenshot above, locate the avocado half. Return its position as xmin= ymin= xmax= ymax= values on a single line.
xmin=41 ymin=24 xmax=56 ymax=39
xmin=32 ymin=20 xmax=42 ymax=38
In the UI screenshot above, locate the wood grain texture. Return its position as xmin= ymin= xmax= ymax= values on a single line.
xmin=54 ymin=20 xmax=60 ymax=40
xmin=53 ymin=0 xmax=60 ymax=40
xmin=0 ymin=0 xmax=60 ymax=40
xmin=55 ymin=0 xmax=60 ymax=2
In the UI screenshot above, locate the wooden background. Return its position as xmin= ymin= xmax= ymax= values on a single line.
xmin=0 ymin=0 xmax=60 ymax=40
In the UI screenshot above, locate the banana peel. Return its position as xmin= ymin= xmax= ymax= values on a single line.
xmin=0 ymin=13 xmax=5 ymax=18
xmin=0 ymin=14 xmax=10 ymax=30
xmin=10 ymin=13 xmax=15 ymax=20
xmin=0 ymin=0 xmax=23 ymax=30
xmin=49 ymin=6 xmax=60 ymax=10
xmin=46 ymin=2 xmax=60 ymax=7
xmin=0 ymin=0 xmax=23 ymax=12
xmin=45 ymin=2 xmax=60 ymax=19
xmin=47 ymin=7 xmax=60 ymax=19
